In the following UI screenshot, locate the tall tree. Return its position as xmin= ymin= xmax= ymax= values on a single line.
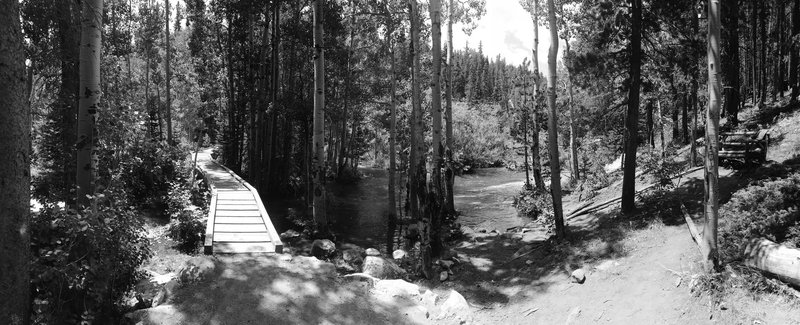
xmin=408 ymin=0 xmax=431 ymax=277
xmin=429 ymin=0 xmax=444 ymax=256
xmin=0 ymin=0 xmax=31 ymax=322
xmin=444 ymin=0 xmax=455 ymax=213
xmin=312 ymin=0 xmax=328 ymax=234
xmin=546 ymin=0 xmax=565 ymax=238
xmin=76 ymin=0 xmax=104 ymax=207
xmin=621 ymin=0 xmax=642 ymax=214
xmin=721 ymin=0 xmax=739 ymax=126
xmin=165 ymin=0 xmax=173 ymax=143
xmin=520 ymin=0 xmax=545 ymax=190
xmin=705 ymin=0 xmax=722 ymax=272
xmin=791 ymin=0 xmax=799 ymax=101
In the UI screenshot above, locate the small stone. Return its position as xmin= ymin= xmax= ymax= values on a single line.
xmin=310 ymin=239 xmax=336 ymax=259
xmin=392 ymin=249 xmax=408 ymax=260
xmin=571 ymin=268 xmax=586 ymax=284
xmin=178 ymin=256 xmax=216 ymax=284
xmin=279 ymin=229 xmax=301 ymax=242
xmin=343 ymin=249 xmax=365 ymax=266
xmin=366 ymin=248 xmax=381 ymax=256
xmin=362 ymin=256 xmax=407 ymax=279
xmin=439 ymin=270 xmax=449 ymax=281
xmin=438 ymin=260 xmax=455 ymax=269
xmin=152 ymin=280 xmax=178 ymax=307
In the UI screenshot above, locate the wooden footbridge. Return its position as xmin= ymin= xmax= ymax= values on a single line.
xmin=195 ymin=150 xmax=283 ymax=254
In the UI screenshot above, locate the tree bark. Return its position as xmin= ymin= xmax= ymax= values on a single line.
xmin=546 ymin=0 xmax=565 ymax=238
xmin=387 ymin=20 xmax=398 ymax=241
xmin=791 ymin=0 xmax=799 ymax=100
xmin=705 ymin=0 xmax=722 ymax=272
xmin=76 ymin=0 xmax=103 ymax=207
xmin=752 ymin=0 xmax=759 ymax=103
xmin=408 ymin=0 xmax=431 ymax=277
xmin=444 ymin=0 xmax=456 ymax=214
xmin=57 ymin=0 xmax=80 ymax=205
xmin=721 ymin=0 xmax=739 ymax=126
xmin=0 ymin=0 xmax=30 ymax=322
xmin=568 ymin=77 xmax=579 ymax=181
xmin=759 ymin=0 xmax=767 ymax=105
xmin=165 ymin=0 xmax=173 ymax=143
xmin=531 ymin=0 xmax=545 ymax=190
xmin=621 ymin=0 xmax=642 ymax=214
xmin=312 ymin=0 xmax=328 ymax=234
xmin=429 ymin=0 xmax=444 ymax=257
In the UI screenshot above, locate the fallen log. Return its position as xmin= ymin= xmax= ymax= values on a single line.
xmin=680 ymin=203 xmax=708 ymax=256
xmin=743 ymin=238 xmax=800 ymax=287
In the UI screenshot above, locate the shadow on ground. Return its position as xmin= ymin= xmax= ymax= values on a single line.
xmin=160 ymin=255 xmax=419 ymax=325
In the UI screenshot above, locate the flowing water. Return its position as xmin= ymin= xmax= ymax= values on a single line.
xmin=265 ymin=168 xmax=528 ymax=249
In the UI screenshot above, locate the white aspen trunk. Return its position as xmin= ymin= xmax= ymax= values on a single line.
xmin=704 ymin=0 xmax=722 ymax=271
xmin=429 ymin=0 xmax=444 ymax=257
xmin=546 ymin=0 xmax=565 ymax=238
xmin=312 ymin=0 xmax=328 ymax=233
xmin=165 ymin=0 xmax=172 ymax=143
xmin=444 ymin=0 xmax=456 ymax=214
xmin=531 ymin=0 xmax=544 ymax=190
xmin=77 ymin=0 xmax=103 ymax=207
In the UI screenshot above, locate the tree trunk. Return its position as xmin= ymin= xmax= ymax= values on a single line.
xmin=408 ymin=0 xmax=431 ymax=277
xmin=568 ymin=78 xmax=579 ymax=181
xmin=721 ymin=0 xmax=739 ymax=126
xmin=777 ymin=0 xmax=785 ymax=98
xmin=165 ymin=0 xmax=173 ymax=143
xmin=531 ymin=0 xmax=545 ymax=190
xmin=312 ymin=0 xmax=328 ymax=234
xmin=339 ymin=0 xmax=356 ymax=176
xmin=646 ymin=100 xmax=654 ymax=148
xmin=0 ymin=0 xmax=30 ymax=322
xmin=76 ymin=0 xmax=103 ymax=208
xmin=546 ymin=0 xmax=565 ymax=238
xmin=682 ymin=93 xmax=689 ymax=144
xmin=791 ymin=0 xmax=800 ymax=100
xmin=753 ymin=0 xmax=759 ymax=104
xmin=388 ymin=21 xmax=398 ymax=242
xmin=621 ymin=0 xmax=642 ymax=214
xmin=658 ymin=100 xmax=665 ymax=157
xmin=759 ymin=0 xmax=767 ymax=105
xmin=57 ymin=0 xmax=80 ymax=205
xmin=705 ymin=0 xmax=722 ymax=272
xmin=672 ymin=91 xmax=680 ymax=143
xmin=444 ymin=0 xmax=456 ymax=214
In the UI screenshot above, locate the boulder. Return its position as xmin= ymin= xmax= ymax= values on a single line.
xmin=342 ymin=248 xmax=365 ymax=266
xmin=436 ymin=290 xmax=471 ymax=323
xmin=570 ymin=268 xmax=586 ymax=284
xmin=279 ymin=229 xmax=301 ymax=242
xmin=392 ymin=249 xmax=408 ymax=260
xmin=310 ymin=239 xmax=336 ymax=259
xmin=151 ymin=280 xmax=178 ymax=307
xmin=439 ymin=271 xmax=449 ymax=282
xmin=365 ymin=248 xmax=381 ymax=256
xmin=362 ymin=256 xmax=407 ymax=279
xmin=333 ymin=257 xmax=357 ymax=274
xmin=178 ymin=256 xmax=216 ymax=284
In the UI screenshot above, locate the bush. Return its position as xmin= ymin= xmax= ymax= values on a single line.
xmin=166 ymin=178 xmax=207 ymax=253
xmin=513 ymin=187 xmax=555 ymax=229
xmin=120 ymin=141 xmax=189 ymax=210
xmin=638 ymin=146 xmax=686 ymax=189
xmin=30 ymin=186 xmax=151 ymax=324
xmin=719 ymin=173 xmax=800 ymax=261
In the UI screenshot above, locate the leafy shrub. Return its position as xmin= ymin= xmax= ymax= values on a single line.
xmin=166 ymin=179 xmax=207 ymax=253
xmin=719 ymin=173 xmax=800 ymax=261
xmin=119 ymin=141 xmax=188 ymax=210
xmin=30 ymin=186 xmax=151 ymax=324
xmin=513 ymin=187 xmax=554 ymax=228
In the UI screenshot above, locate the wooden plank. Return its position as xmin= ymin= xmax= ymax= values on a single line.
xmin=215 ymin=204 xmax=260 ymax=211
xmin=215 ymin=200 xmax=258 ymax=205
xmin=215 ymin=210 xmax=261 ymax=217
xmin=214 ymin=223 xmax=268 ymax=232
xmin=217 ymin=192 xmax=253 ymax=200
xmin=213 ymin=232 xmax=271 ymax=242
xmin=203 ymin=192 xmax=218 ymax=254
xmin=213 ymin=242 xmax=276 ymax=254
xmin=214 ymin=216 xmax=265 ymax=224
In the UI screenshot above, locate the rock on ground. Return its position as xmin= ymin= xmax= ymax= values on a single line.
xmin=436 ymin=289 xmax=472 ymax=323
xmin=571 ymin=268 xmax=586 ymax=284
xmin=366 ymin=248 xmax=381 ymax=256
xmin=362 ymin=256 xmax=407 ymax=280
xmin=392 ymin=249 xmax=408 ymax=260
xmin=311 ymin=239 xmax=336 ymax=259
xmin=177 ymin=256 xmax=216 ymax=284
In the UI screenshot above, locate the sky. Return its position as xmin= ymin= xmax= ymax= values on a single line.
xmin=450 ymin=0 xmax=562 ymax=73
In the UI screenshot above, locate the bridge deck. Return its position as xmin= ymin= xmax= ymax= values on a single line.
xmin=195 ymin=150 xmax=283 ymax=254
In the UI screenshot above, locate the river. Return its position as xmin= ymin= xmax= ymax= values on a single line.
xmin=266 ymin=168 xmax=528 ymax=249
